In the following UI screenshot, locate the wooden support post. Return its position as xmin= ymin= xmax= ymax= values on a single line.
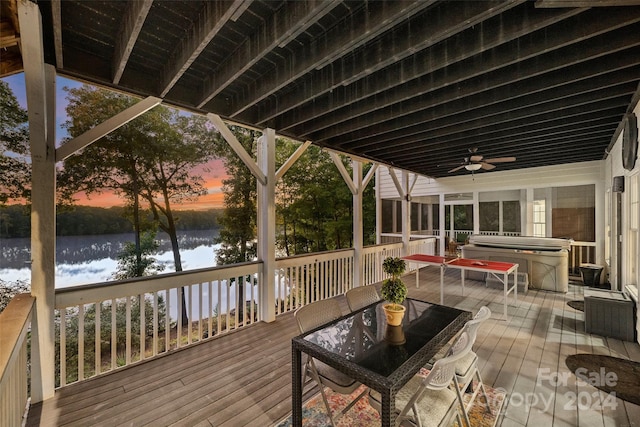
xmin=257 ymin=129 xmax=276 ymax=322
xmin=19 ymin=0 xmax=56 ymax=402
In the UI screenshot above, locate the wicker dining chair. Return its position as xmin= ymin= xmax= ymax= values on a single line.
xmin=368 ymin=331 xmax=475 ymax=427
xmin=294 ymin=299 xmax=368 ymax=426
xmin=345 ymin=285 xmax=381 ymax=312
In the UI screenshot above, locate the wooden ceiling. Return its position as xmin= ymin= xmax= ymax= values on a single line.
xmin=7 ymin=1 xmax=640 ymax=177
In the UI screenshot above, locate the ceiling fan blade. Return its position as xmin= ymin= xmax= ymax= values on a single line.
xmin=448 ymin=165 xmax=466 ymax=173
xmin=470 ymin=155 xmax=483 ymax=162
xmin=483 ymin=157 xmax=516 ymax=163
xmin=480 ymin=162 xmax=496 ymax=170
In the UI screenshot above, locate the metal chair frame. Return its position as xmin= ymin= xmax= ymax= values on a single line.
xmin=294 ymin=299 xmax=368 ymax=426
xmin=369 ymin=331 xmax=475 ymax=427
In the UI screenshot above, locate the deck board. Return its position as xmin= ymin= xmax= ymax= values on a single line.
xmin=25 ymin=268 xmax=639 ymax=427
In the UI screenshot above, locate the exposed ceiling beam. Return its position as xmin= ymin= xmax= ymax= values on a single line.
xmin=339 ymin=69 xmax=640 ymax=151
xmin=197 ymin=0 xmax=341 ymax=108
xmin=319 ymin=27 xmax=640 ymax=147
xmin=219 ymin=0 xmax=444 ymax=116
xmin=383 ymin=107 xmax=625 ymax=162
xmin=368 ymin=67 xmax=639 ymax=151
xmin=362 ymin=93 xmax=632 ymax=155
xmin=0 ymin=4 xmax=22 ymax=77
xmin=112 ymin=0 xmax=153 ymax=84
xmin=159 ymin=0 xmax=247 ymax=97
xmin=535 ymin=0 xmax=640 ymax=6
xmin=401 ymin=131 xmax=618 ymax=169
xmin=389 ymin=122 xmax=619 ymax=163
xmin=269 ymin=5 xmax=587 ymax=132
xmin=50 ymin=0 xmax=63 ymax=68
xmin=258 ymin=1 xmax=574 ymax=128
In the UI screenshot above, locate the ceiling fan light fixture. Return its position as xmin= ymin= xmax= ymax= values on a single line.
xmin=465 ymin=163 xmax=482 ymax=171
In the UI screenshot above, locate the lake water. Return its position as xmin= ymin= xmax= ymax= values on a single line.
xmin=0 ymin=229 xmax=221 ymax=288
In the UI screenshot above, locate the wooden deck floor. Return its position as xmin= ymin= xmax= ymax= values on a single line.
xmin=26 ymin=267 xmax=640 ymax=427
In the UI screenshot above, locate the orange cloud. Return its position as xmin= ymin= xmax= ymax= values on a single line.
xmin=73 ymin=159 xmax=230 ymax=210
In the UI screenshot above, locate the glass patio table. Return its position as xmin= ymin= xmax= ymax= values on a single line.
xmin=291 ymin=298 xmax=472 ymax=427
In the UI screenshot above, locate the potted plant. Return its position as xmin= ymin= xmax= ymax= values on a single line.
xmin=380 ymin=256 xmax=408 ymax=326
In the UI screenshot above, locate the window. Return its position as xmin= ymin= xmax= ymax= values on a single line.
xmin=479 ymin=202 xmax=499 ymax=232
xmin=411 ymin=202 xmax=419 ymax=231
xmin=503 ymin=201 xmax=521 ymax=233
xmin=381 ymin=199 xmax=394 ymax=233
xmin=533 ymin=200 xmax=546 ymax=237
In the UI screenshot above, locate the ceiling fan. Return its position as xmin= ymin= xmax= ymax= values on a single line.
xmin=447 ymin=148 xmax=516 ymax=174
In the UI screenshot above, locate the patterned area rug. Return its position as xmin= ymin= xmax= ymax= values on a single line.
xmin=276 ymin=369 xmax=506 ymax=426
xmin=567 ymin=300 xmax=584 ymax=312
xmin=566 ymin=354 xmax=640 ymax=406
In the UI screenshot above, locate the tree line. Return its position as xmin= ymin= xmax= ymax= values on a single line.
xmin=0 ymin=204 xmax=223 ymax=238
xmin=1 ymin=79 xmax=376 ymax=321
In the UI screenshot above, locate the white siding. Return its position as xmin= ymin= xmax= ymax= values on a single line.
xmin=378 ymin=161 xmax=604 ymax=200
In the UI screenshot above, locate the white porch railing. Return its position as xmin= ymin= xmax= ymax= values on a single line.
xmin=274 ymin=249 xmax=354 ymax=315
xmin=274 ymin=237 xmax=436 ymax=316
xmin=54 ymin=262 xmax=260 ymax=387
xmin=0 ymin=293 xmax=34 ymax=427
xmin=362 ymin=238 xmax=436 ymax=286
xmin=52 ymin=238 xmax=439 ymax=387
xmin=0 ymin=234 xmax=595 ymax=405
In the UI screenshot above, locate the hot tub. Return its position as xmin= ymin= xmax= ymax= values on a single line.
xmin=461 ymin=235 xmax=571 ymax=292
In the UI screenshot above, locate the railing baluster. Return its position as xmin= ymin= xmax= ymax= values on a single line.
xmin=208 ymin=281 xmax=213 ymax=338
xmin=275 ymin=268 xmax=281 ymax=315
xmin=111 ymin=298 xmax=116 ymax=370
xmin=60 ymin=309 xmax=66 ymax=387
xmin=52 ymin=249 xmax=468 ymax=386
xmin=251 ymin=274 xmax=256 ymax=323
xmin=187 ymin=285 xmax=193 ymax=345
xmin=153 ymin=292 xmax=158 ymax=356
xmin=198 ymin=283 xmax=203 ymax=341
xmin=95 ymin=302 xmax=101 ymax=375
xmin=125 ymin=297 xmax=131 ymax=365
xmin=139 ymin=293 xmax=145 ymax=361
xmin=234 ymin=275 xmax=239 ymax=329
xmin=177 ymin=287 xmax=183 ymax=349
xmin=217 ymin=280 xmax=222 ymax=335
xmin=78 ymin=304 xmax=84 ymax=381
xmin=165 ymin=290 xmax=170 ymax=353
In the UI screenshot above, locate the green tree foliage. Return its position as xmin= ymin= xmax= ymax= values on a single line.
xmin=0 ymin=279 xmax=30 ymax=313
xmin=56 ymin=295 xmax=166 ymax=385
xmin=57 ymin=85 xmax=219 ymax=270
xmin=57 ymin=206 xmax=133 ymax=236
xmin=214 ymin=127 xmax=258 ymax=265
xmin=212 ymin=133 xmax=376 ymax=261
xmin=112 ymin=230 xmax=165 ymax=280
xmin=58 ymin=85 xmax=220 ymax=324
xmin=0 ymin=205 xmax=221 ymax=238
xmin=275 ymin=141 xmax=376 ymax=256
xmin=0 ymin=204 xmax=30 ymax=237
xmin=0 ymin=80 xmax=30 ymax=205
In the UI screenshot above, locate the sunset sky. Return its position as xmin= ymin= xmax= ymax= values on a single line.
xmin=2 ymin=73 xmax=228 ymax=210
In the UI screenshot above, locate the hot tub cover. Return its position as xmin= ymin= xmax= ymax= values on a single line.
xmin=467 ymin=235 xmax=572 ymax=251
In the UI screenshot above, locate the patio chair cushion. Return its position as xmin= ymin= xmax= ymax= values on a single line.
xmin=315 ymin=360 xmax=359 ymax=390
xmin=454 ymin=351 xmax=478 ymax=378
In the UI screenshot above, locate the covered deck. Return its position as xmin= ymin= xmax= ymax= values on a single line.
xmin=1 ymin=1 xmax=639 ymax=426
xmin=25 ymin=267 xmax=640 ymax=427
